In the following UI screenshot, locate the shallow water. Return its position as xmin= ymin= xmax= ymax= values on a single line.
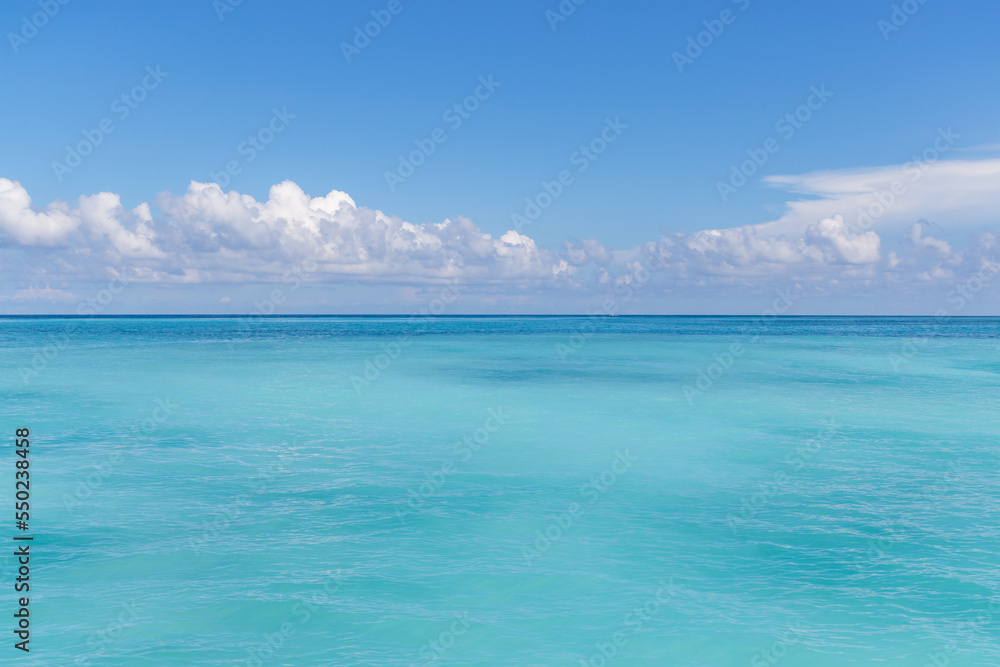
xmin=2 ymin=316 xmax=999 ymax=665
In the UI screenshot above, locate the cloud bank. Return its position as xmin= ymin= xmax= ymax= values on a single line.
xmin=1 ymin=178 xmax=573 ymax=287
xmin=2 ymin=157 xmax=1000 ymax=312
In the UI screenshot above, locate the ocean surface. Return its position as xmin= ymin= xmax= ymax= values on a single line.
xmin=1 ymin=316 xmax=999 ymax=666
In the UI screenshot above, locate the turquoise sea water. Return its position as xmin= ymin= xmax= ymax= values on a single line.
xmin=1 ymin=316 xmax=999 ymax=666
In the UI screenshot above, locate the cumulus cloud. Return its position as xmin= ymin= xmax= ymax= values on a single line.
xmin=563 ymin=238 xmax=611 ymax=266
xmin=0 ymin=178 xmax=162 ymax=258
xmin=804 ymin=216 xmax=881 ymax=264
xmin=3 ymin=174 xmax=1000 ymax=312
xmin=629 ymin=217 xmax=879 ymax=286
xmin=0 ymin=178 xmax=78 ymax=246
xmin=2 ymin=178 xmax=573 ymax=286
xmin=906 ymin=221 xmax=954 ymax=259
xmin=676 ymin=225 xmax=809 ymax=268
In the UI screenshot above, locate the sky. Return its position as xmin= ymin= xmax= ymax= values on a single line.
xmin=2 ymin=0 xmax=1000 ymax=314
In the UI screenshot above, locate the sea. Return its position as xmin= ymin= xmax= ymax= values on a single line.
xmin=1 ymin=316 xmax=998 ymax=666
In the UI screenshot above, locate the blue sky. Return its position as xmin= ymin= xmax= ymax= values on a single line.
xmin=2 ymin=0 xmax=1000 ymax=314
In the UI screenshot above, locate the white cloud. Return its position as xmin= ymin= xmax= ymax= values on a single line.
xmin=906 ymin=221 xmax=954 ymax=259
xmin=804 ymin=216 xmax=881 ymax=264
xmin=0 ymin=177 xmax=162 ymax=257
xmin=0 ymin=178 xmax=78 ymax=245
xmin=759 ymin=158 xmax=1000 ymax=238
xmin=563 ymin=238 xmax=611 ymax=266
xmin=3 ymin=173 xmax=1000 ymax=312
xmin=4 ymin=179 xmax=573 ymax=286
xmin=0 ymin=285 xmax=77 ymax=303
xmin=680 ymin=225 xmax=810 ymax=267
xmin=629 ymin=218 xmax=879 ymax=286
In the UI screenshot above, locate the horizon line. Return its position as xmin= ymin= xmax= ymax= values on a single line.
xmin=2 ymin=314 xmax=999 ymax=319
